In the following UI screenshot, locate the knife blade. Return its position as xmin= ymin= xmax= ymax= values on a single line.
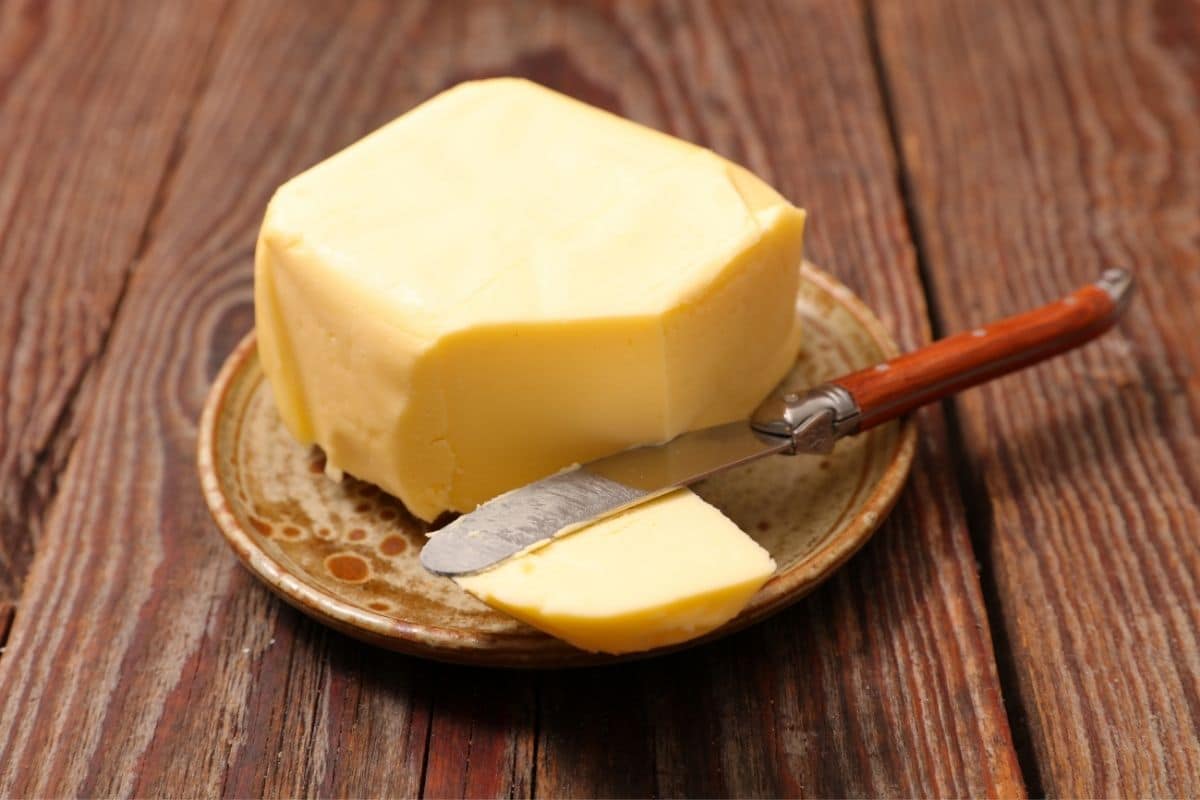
xmin=419 ymin=419 xmax=803 ymax=576
xmin=420 ymin=268 xmax=1134 ymax=577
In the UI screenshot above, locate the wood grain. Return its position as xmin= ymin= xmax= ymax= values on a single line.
xmin=875 ymin=0 xmax=1200 ymax=795
xmin=0 ymin=0 xmax=227 ymax=606
xmin=422 ymin=668 xmax=536 ymax=799
xmin=0 ymin=0 xmax=1024 ymax=796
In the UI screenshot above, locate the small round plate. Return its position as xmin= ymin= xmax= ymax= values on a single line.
xmin=198 ymin=262 xmax=916 ymax=667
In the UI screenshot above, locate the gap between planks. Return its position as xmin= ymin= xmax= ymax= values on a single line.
xmin=0 ymin=603 xmax=14 ymax=661
xmin=416 ymin=694 xmax=436 ymax=798
xmin=528 ymin=683 xmax=541 ymax=799
xmin=860 ymin=0 xmax=1043 ymax=795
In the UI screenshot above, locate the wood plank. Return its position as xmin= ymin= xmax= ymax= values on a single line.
xmin=875 ymin=0 xmax=1200 ymax=795
xmin=0 ymin=0 xmax=1021 ymax=796
xmin=0 ymin=0 xmax=227 ymax=605
xmin=422 ymin=668 xmax=536 ymax=799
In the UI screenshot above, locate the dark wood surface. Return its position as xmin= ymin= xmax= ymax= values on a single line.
xmin=876 ymin=1 xmax=1200 ymax=795
xmin=0 ymin=0 xmax=1191 ymax=796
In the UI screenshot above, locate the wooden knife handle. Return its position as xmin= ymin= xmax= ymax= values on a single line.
xmin=835 ymin=269 xmax=1135 ymax=432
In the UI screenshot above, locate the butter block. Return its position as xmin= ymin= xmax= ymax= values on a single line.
xmin=455 ymin=490 xmax=775 ymax=654
xmin=256 ymin=77 xmax=806 ymax=521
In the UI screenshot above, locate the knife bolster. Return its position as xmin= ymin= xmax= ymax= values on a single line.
xmin=750 ymin=383 xmax=861 ymax=454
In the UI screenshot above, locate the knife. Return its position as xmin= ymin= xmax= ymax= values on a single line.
xmin=421 ymin=268 xmax=1134 ymax=576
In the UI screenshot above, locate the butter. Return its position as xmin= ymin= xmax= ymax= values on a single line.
xmin=456 ymin=490 xmax=775 ymax=654
xmin=256 ymin=77 xmax=806 ymax=521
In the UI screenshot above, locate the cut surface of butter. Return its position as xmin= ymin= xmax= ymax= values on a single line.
xmin=455 ymin=489 xmax=776 ymax=654
xmin=256 ymin=77 xmax=806 ymax=521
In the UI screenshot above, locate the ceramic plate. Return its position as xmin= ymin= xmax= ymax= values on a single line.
xmin=198 ymin=262 xmax=916 ymax=667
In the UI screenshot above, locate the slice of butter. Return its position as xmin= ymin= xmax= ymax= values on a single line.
xmin=455 ymin=490 xmax=775 ymax=654
xmin=256 ymin=77 xmax=806 ymax=521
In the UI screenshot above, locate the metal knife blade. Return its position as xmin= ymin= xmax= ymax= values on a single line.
xmin=419 ymin=419 xmax=803 ymax=576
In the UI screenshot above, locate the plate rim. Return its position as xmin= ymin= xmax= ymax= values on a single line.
xmin=197 ymin=261 xmax=917 ymax=667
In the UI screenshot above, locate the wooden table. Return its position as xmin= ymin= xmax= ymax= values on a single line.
xmin=1 ymin=1 xmax=1197 ymax=796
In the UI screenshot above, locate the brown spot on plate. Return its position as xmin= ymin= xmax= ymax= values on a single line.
xmin=379 ymin=535 xmax=408 ymax=556
xmin=197 ymin=262 xmax=916 ymax=667
xmin=325 ymin=553 xmax=370 ymax=583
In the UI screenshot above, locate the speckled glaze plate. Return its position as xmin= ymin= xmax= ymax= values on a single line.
xmin=198 ymin=262 xmax=916 ymax=667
